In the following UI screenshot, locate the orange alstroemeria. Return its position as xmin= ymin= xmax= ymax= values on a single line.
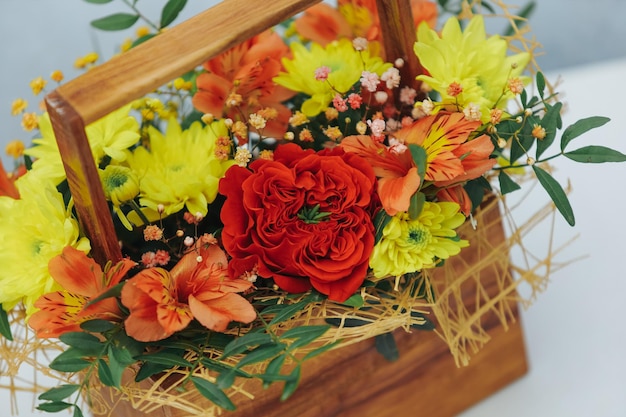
xmin=437 ymin=185 xmax=473 ymax=216
xmin=121 ymin=235 xmax=256 ymax=342
xmin=29 ymin=246 xmax=136 ymax=338
xmin=393 ymin=112 xmax=496 ymax=187
xmin=0 ymin=160 xmax=19 ymax=199
xmin=294 ymin=4 xmax=353 ymax=46
xmin=192 ymin=30 xmax=295 ymax=140
xmin=341 ymin=135 xmax=420 ymax=216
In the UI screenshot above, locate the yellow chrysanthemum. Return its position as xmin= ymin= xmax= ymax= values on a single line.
xmin=126 ymin=119 xmax=234 ymax=219
xmin=274 ymin=38 xmax=391 ymax=116
xmin=25 ymin=105 xmax=140 ymax=185
xmin=414 ymin=15 xmax=530 ymax=123
xmin=370 ymin=201 xmax=468 ymax=279
xmin=0 ymin=172 xmax=90 ymax=314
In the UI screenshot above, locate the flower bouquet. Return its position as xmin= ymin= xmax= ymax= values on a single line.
xmin=1 ymin=0 xmax=624 ymax=416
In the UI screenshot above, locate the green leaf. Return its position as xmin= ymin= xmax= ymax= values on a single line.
xmin=564 ymin=146 xmax=626 ymax=163
xmin=80 ymin=319 xmax=116 ymax=333
xmin=38 ymin=385 xmax=80 ymax=402
xmin=280 ymin=325 xmax=330 ymax=349
xmin=408 ymin=144 xmax=427 ymax=183
xmin=49 ymin=349 xmax=91 ymax=373
xmin=373 ymin=209 xmax=392 ymax=244
xmin=410 ymin=311 xmax=436 ymax=330
xmin=83 ymin=0 xmax=114 ymax=3
xmin=236 ymin=343 xmax=286 ymax=368
xmin=85 ymin=283 xmax=124 ymax=308
xmin=59 ymin=332 xmax=104 ymax=354
xmin=532 ymin=165 xmax=575 ymax=226
xmin=536 ymin=101 xmax=563 ymax=159
xmin=408 ymin=191 xmax=426 ymax=220
xmin=91 ymin=13 xmax=139 ymax=31
xmin=131 ymin=33 xmax=157 ymax=48
xmin=160 ymin=0 xmax=187 ymax=28
xmin=338 ymin=294 xmax=364 ymax=308
xmin=138 ymin=351 xmax=192 ymax=368
xmin=191 ymin=377 xmax=236 ymax=411
xmin=536 ymin=71 xmax=546 ymax=99
xmin=280 ymin=366 xmax=301 ymax=401
xmin=97 ymin=359 xmax=115 ymax=387
xmin=561 ymin=116 xmax=611 ymax=151
xmin=374 ymin=332 xmax=399 ymax=362
xmin=268 ymin=300 xmax=308 ymax=326
xmin=498 ymin=170 xmax=521 ymax=194
xmin=216 ymin=369 xmax=237 ymax=390
xmin=105 ymin=345 xmax=134 ymax=388
xmin=0 ymin=305 xmax=13 ymax=341
xmin=36 ymin=402 xmax=73 ymax=412
xmin=303 ymin=340 xmax=340 ymax=361
xmin=221 ymin=333 xmax=273 ymax=358
xmin=262 ymin=355 xmax=286 ymax=388
xmin=464 ymin=177 xmax=491 ymax=212
xmin=73 ymin=406 xmax=85 ymax=417
xmin=135 ymin=361 xmax=171 ymax=382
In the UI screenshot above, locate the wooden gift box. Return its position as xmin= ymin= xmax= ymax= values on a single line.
xmin=45 ymin=1 xmax=529 ymax=416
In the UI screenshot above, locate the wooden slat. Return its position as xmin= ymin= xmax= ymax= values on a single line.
xmin=376 ymin=0 xmax=422 ymax=92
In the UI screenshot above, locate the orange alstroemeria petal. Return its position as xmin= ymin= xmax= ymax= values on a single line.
xmin=378 ymin=166 xmax=420 ymax=216
xmin=188 ymin=293 xmax=256 ymax=332
xmin=437 ymin=185 xmax=473 ymax=216
xmin=0 ymin=160 xmax=19 ymax=199
xmin=47 ymin=247 xmax=103 ymax=297
xmin=294 ymin=3 xmax=352 ymax=46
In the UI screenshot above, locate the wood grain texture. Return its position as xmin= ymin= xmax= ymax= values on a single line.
xmin=53 ymin=0 xmax=322 ymax=126
xmin=376 ymin=0 xmax=423 ymax=92
xmin=45 ymin=91 xmax=122 ymax=266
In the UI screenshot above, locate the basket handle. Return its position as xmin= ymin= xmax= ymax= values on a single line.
xmin=44 ymin=0 xmax=416 ymax=266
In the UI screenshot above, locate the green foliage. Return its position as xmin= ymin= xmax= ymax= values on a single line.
xmin=498 ymin=170 xmax=521 ymax=194
xmin=564 ymin=146 xmax=626 ymax=163
xmin=532 ymin=165 xmax=575 ymax=226
xmin=38 ymin=385 xmax=80 ymax=402
xmin=191 ymin=377 xmax=236 ymax=411
xmin=0 ymin=305 xmax=13 ymax=341
xmin=91 ymin=13 xmax=140 ymax=31
xmin=375 ymin=332 xmax=399 ymax=362
xmin=160 ymin=0 xmax=187 ymax=28
xmin=560 ymin=116 xmax=611 ymax=151
xmin=374 ymin=209 xmax=392 ymax=244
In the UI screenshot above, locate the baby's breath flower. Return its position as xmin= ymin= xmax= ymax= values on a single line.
xmin=314 ymin=66 xmax=331 ymax=81
xmin=249 ymin=113 xmax=267 ymax=130
xmin=374 ymin=91 xmax=388 ymax=104
xmin=21 ymin=112 xmax=38 ymax=131
xmin=5 ymin=140 xmax=25 ymax=158
xmin=332 ymin=94 xmax=348 ymax=112
xmin=323 ymin=126 xmax=342 ymax=141
xmin=289 ymin=111 xmax=309 ymax=127
xmin=29 ymin=77 xmax=47 ymax=95
xmin=226 ymin=92 xmax=243 ymax=108
xmin=381 ymin=67 xmax=401 ymax=89
xmin=234 ymin=147 xmax=252 ymax=167
xmin=490 ymin=108 xmax=503 ymax=125
xmin=11 ymin=98 xmax=28 ymax=116
xmin=324 ymin=107 xmax=339 ymax=121
xmin=231 ymin=121 xmax=248 ymax=142
xmin=531 ymin=124 xmax=546 ymax=140
xmin=508 ymin=77 xmax=524 ymax=95
xmin=257 ymin=107 xmax=278 ymax=120
xmin=352 ymin=37 xmax=369 ymax=51
xmin=463 ymin=103 xmax=482 ymax=122
xmin=526 ymin=157 xmax=535 ymax=165
xmin=284 ymin=131 xmax=295 ymax=141
xmin=50 ymin=70 xmax=64 ymax=83
xmin=367 ymin=118 xmax=386 ymax=137
xmin=497 ymin=137 xmax=507 ymax=148
xmin=259 ymin=149 xmax=274 ymax=160
xmin=356 ymin=121 xmax=368 ymax=135
xmin=394 ymin=58 xmax=405 ymax=68
xmin=360 ymin=70 xmax=380 ymax=92
xmin=399 ymin=86 xmax=417 ymax=105
xmin=299 ymin=128 xmax=314 ymax=142
xmin=143 ymin=225 xmax=163 ymax=241
xmin=347 ymin=93 xmax=362 ymax=109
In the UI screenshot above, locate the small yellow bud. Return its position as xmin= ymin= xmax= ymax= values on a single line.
xmin=5 ymin=140 xmax=25 ymax=158
xmin=50 ymin=70 xmax=64 ymax=83
xmin=526 ymin=157 xmax=535 ymax=166
xmin=21 ymin=112 xmax=38 ymax=131
xmin=531 ymin=124 xmax=546 ymax=140
xmin=11 ymin=98 xmax=28 ymax=116
xmin=30 ymin=77 xmax=47 ymax=95
xmin=201 ymin=113 xmax=215 ymax=124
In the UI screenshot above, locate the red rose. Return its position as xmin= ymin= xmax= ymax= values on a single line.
xmin=219 ymin=143 xmax=376 ymax=302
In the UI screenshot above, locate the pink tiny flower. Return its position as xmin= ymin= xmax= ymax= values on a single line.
xmin=399 ymin=86 xmax=417 ymax=105
xmin=388 ymin=137 xmax=408 ymax=154
xmin=141 ymin=252 xmax=157 ymax=268
xmin=352 ymin=37 xmax=368 ymax=51
xmin=143 ymin=225 xmax=163 ymax=241
xmin=332 ymin=94 xmax=348 ymax=112
xmin=401 ymin=116 xmax=413 ymax=127
xmin=381 ymin=68 xmax=401 ymax=89
xmin=447 ymin=82 xmax=463 ymax=97
xmin=360 ymin=71 xmax=380 ymax=92
xmin=314 ymin=66 xmax=331 ymax=81
xmin=347 ymin=93 xmax=362 ymax=109
xmin=367 ymin=118 xmax=386 ymax=137
xmin=154 ymin=249 xmax=171 ymax=266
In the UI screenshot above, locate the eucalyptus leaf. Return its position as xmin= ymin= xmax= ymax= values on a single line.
xmin=36 ymin=402 xmax=73 ymax=412
xmin=191 ymin=377 xmax=236 ymax=411
xmin=280 ymin=366 xmax=301 ymax=401
xmin=91 ymin=13 xmax=139 ymax=31
xmin=236 ymin=343 xmax=286 ymax=368
xmin=560 ymin=116 xmax=611 ymax=151
xmin=268 ymin=300 xmax=308 ymax=326
xmin=38 ymin=385 xmax=80 ymax=402
xmin=375 ymin=332 xmax=399 ymax=362
xmin=0 ymin=305 xmax=13 ymax=341
xmin=160 ymin=0 xmax=187 ymax=28
xmin=532 ymin=165 xmax=575 ymax=226
xmin=280 ymin=325 xmax=330 ymax=349
xmin=221 ymin=333 xmax=273 ymax=358
xmin=564 ymin=146 xmax=626 ymax=163
xmin=498 ymin=170 xmax=521 ymax=194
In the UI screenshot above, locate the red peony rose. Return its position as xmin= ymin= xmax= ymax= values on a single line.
xmin=219 ymin=143 xmax=376 ymax=302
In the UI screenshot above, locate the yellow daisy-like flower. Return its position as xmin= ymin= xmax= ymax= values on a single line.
xmin=126 ymin=119 xmax=235 ymax=218
xmin=414 ymin=15 xmax=530 ymax=123
xmin=274 ymin=38 xmax=391 ymax=116
xmin=0 ymin=172 xmax=90 ymax=315
xmin=370 ymin=201 xmax=468 ymax=279
xmin=25 ymin=105 xmax=140 ymax=185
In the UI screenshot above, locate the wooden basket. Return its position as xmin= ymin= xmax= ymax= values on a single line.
xmin=45 ymin=1 xmax=528 ymax=416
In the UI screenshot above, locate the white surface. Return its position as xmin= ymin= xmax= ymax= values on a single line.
xmin=1 ymin=1 xmax=626 ymax=416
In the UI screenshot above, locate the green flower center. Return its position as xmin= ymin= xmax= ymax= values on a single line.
xmin=407 ymin=225 xmax=430 ymax=248
xmin=297 ymin=204 xmax=331 ymax=224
